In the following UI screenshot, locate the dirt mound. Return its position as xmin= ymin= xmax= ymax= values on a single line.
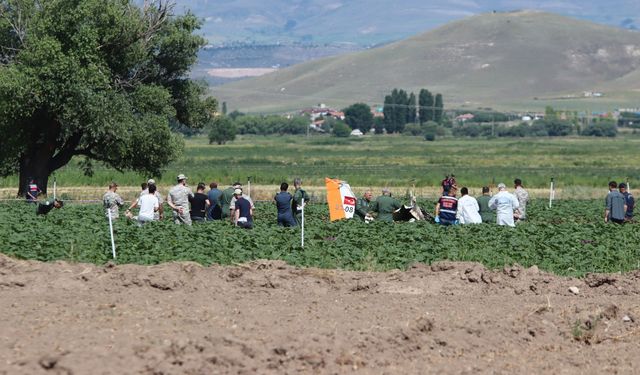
xmin=1 ymin=254 xmax=639 ymax=374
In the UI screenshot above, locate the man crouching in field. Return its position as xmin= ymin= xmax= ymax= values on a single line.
xmin=36 ymin=199 xmax=63 ymax=216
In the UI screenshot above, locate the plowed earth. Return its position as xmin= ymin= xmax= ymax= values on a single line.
xmin=1 ymin=254 xmax=639 ymax=374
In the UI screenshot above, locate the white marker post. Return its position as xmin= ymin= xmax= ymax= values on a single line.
xmin=108 ymin=210 xmax=117 ymax=260
xmin=53 ymin=176 xmax=57 ymax=200
xmin=301 ymin=198 xmax=305 ymax=248
xmin=549 ymin=177 xmax=555 ymax=209
xmin=627 ymin=178 xmax=631 ymax=194
xmin=247 ymin=177 xmax=251 ymax=198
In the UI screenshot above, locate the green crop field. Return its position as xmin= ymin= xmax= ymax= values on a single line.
xmin=1 ymin=135 xmax=638 ymax=193
xmin=0 ymin=199 xmax=638 ymax=276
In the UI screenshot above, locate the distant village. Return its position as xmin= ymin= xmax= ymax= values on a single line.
xmin=297 ymin=103 xmax=640 ymax=135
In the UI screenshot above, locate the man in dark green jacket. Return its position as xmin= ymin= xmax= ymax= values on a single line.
xmin=370 ymin=188 xmax=401 ymax=222
xmin=292 ymin=178 xmax=310 ymax=224
xmin=476 ymin=186 xmax=495 ymax=223
xmin=220 ymin=182 xmax=240 ymax=220
xmin=355 ymin=189 xmax=373 ymax=221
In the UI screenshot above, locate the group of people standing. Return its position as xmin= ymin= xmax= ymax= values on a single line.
xmin=433 ymin=180 xmax=529 ymax=227
xmin=103 ymin=175 xmax=310 ymax=229
xmin=604 ymin=181 xmax=634 ymax=224
xmin=98 ymin=175 xmax=633 ymax=228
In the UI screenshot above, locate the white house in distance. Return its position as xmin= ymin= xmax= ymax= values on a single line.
xmin=350 ymin=129 xmax=364 ymax=137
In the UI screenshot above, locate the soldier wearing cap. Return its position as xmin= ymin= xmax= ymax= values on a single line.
xmin=167 ymin=174 xmax=194 ymax=225
xmin=370 ymin=188 xmax=401 ymax=223
xmin=103 ymin=182 xmax=124 ymax=219
xmin=127 ymin=178 xmax=164 ymax=220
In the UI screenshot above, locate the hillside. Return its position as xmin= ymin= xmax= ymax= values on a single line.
xmin=213 ymin=11 xmax=640 ymax=113
xmin=179 ymin=1 xmax=640 ymax=46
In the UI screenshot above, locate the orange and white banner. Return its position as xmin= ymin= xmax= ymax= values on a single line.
xmin=325 ymin=177 xmax=357 ymax=221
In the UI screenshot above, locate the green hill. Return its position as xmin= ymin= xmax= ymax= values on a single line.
xmin=213 ymin=11 xmax=640 ymax=113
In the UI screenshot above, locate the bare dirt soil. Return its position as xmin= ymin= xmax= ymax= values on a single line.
xmin=1 ymin=254 xmax=639 ymax=374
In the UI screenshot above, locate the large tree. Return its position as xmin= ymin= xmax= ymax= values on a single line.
xmin=343 ymin=102 xmax=373 ymax=130
xmin=0 ymin=0 xmax=216 ymax=195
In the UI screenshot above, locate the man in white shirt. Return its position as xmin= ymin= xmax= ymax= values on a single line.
xmin=127 ymin=184 xmax=160 ymax=226
xmin=456 ymin=187 xmax=482 ymax=224
xmin=489 ymin=183 xmax=520 ymax=227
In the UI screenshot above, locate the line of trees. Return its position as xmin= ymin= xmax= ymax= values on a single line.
xmin=383 ymin=88 xmax=443 ymax=133
xmin=452 ymin=118 xmax=617 ymax=138
xmin=208 ymin=113 xmax=311 ymax=144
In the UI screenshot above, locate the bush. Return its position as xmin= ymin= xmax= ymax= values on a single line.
xmin=582 ymin=121 xmax=617 ymax=137
xmin=403 ymin=123 xmax=423 ymax=136
xmin=332 ymin=121 xmax=351 ymax=137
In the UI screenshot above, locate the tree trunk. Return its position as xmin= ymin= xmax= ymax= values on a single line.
xmin=17 ymin=150 xmax=54 ymax=198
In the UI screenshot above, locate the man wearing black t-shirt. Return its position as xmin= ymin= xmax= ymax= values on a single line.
xmin=189 ymin=182 xmax=210 ymax=222
xmin=234 ymin=188 xmax=253 ymax=229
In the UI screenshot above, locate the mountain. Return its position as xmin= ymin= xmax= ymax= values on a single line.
xmin=178 ymin=0 xmax=640 ymax=46
xmin=212 ymin=11 xmax=640 ymax=113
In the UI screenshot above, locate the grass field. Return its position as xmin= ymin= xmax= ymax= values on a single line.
xmin=1 ymin=199 xmax=638 ymax=276
xmin=1 ymin=135 xmax=638 ymax=196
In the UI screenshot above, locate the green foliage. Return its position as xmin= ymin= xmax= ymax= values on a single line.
xmin=581 ymin=120 xmax=617 ymax=137
xmin=618 ymin=112 xmax=640 ymax=128
xmin=404 ymin=123 xmax=423 ymax=136
xmin=2 ymin=135 xmax=640 ymax=189
xmin=343 ymin=103 xmax=373 ymax=130
xmin=0 ymin=0 xmax=212 ymax=192
xmin=419 ymin=89 xmax=434 ymax=124
xmin=434 ymin=94 xmax=444 ymax=123
xmin=453 ymin=119 xmax=574 ymax=138
xmin=1 ymin=199 xmax=639 ymax=277
xmin=235 ymin=115 xmax=308 ymax=135
xmin=332 ymin=120 xmax=351 ymax=137
xmin=208 ymin=116 xmax=237 ymax=145
xmin=373 ymin=117 xmax=385 ymax=134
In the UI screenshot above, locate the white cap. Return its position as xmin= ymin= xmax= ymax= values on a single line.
xmin=497 ymin=183 xmax=506 ymax=189
xmin=147 ymin=179 xmax=156 ymax=185
xmin=234 ymin=188 xmax=242 ymax=195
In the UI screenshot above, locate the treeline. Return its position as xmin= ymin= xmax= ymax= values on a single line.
xmin=452 ymin=118 xmax=617 ymax=138
xmin=383 ymin=88 xmax=444 ymax=133
xmin=207 ymin=112 xmax=310 ymax=144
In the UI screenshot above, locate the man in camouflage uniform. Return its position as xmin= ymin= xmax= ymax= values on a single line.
xmin=370 ymin=188 xmax=401 ymax=223
xmin=167 ymin=174 xmax=194 ymax=225
xmin=221 ymin=182 xmax=240 ymax=221
xmin=355 ymin=189 xmax=374 ymax=221
xmin=513 ymin=178 xmax=529 ymax=221
xmin=103 ymin=182 xmax=124 ymax=219
xmin=292 ymin=178 xmax=310 ymax=225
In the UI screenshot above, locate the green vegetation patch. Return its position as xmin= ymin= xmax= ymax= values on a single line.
xmin=1 ymin=199 xmax=638 ymax=277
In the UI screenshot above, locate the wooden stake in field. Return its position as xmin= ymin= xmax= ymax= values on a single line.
xmin=107 ymin=210 xmax=117 ymax=260
xmin=301 ymin=198 xmax=305 ymax=248
xmin=549 ymin=177 xmax=555 ymax=208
